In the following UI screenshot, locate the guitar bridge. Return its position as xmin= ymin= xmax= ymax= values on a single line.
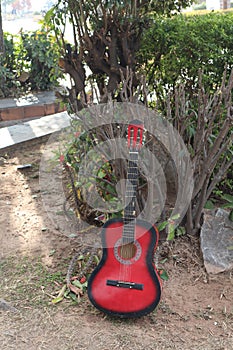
xmin=106 ymin=279 xmax=144 ymax=290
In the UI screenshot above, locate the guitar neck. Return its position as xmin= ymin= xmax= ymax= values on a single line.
xmin=123 ymin=150 xmax=139 ymax=243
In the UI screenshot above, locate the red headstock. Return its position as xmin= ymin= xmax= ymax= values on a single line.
xmin=127 ymin=120 xmax=144 ymax=151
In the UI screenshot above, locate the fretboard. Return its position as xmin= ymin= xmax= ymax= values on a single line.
xmin=122 ymin=151 xmax=139 ymax=244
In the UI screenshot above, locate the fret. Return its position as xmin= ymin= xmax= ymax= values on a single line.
xmin=123 ymin=228 xmax=135 ymax=232
xmin=123 ymin=229 xmax=136 ymax=234
xmin=123 ymin=222 xmax=136 ymax=226
xmin=122 ymin=121 xmax=144 ymax=242
xmin=126 ymin=181 xmax=137 ymax=185
xmin=123 ymin=218 xmax=136 ymax=223
xmin=127 ymin=164 xmax=138 ymax=167
xmin=123 ymin=228 xmax=136 ymax=233
xmin=127 ymin=173 xmax=138 ymax=177
xmin=125 ymin=189 xmax=137 ymax=194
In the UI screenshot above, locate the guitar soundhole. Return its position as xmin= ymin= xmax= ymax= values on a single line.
xmin=114 ymin=239 xmax=142 ymax=265
xmin=120 ymin=243 xmax=137 ymax=260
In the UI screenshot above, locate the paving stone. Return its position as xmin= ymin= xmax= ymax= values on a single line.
xmin=0 ymin=112 xmax=70 ymax=149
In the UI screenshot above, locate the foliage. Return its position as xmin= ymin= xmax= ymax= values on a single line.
xmin=139 ymin=11 xmax=233 ymax=106
xmin=0 ymin=29 xmax=62 ymax=97
xmin=46 ymin=3 xmax=232 ymax=236
xmin=60 ymin=123 xmax=127 ymax=225
xmin=43 ymin=0 xmax=192 ymax=111
xmin=138 ymin=12 xmax=233 ymax=227
xmin=157 ymin=214 xmax=185 ymax=241
xmin=18 ymin=30 xmax=62 ymax=90
xmin=58 ymin=69 xmax=232 ymax=236
xmin=221 ymin=194 xmax=233 ymax=221
xmin=0 ymin=33 xmax=18 ymax=96
xmin=165 ymin=70 xmax=233 ymax=234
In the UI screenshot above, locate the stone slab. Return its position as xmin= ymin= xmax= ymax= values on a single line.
xmin=200 ymin=208 xmax=233 ymax=274
xmin=0 ymin=112 xmax=70 ymax=149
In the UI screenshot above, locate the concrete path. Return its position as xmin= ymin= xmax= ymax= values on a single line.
xmin=0 ymin=112 xmax=70 ymax=150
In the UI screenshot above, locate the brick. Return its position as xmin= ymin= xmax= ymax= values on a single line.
xmin=0 ymin=101 xmax=67 ymax=122
xmin=45 ymin=102 xmax=66 ymax=115
xmin=54 ymin=102 xmax=66 ymax=113
xmin=23 ymin=105 xmax=45 ymax=119
xmin=44 ymin=103 xmax=56 ymax=115
xmin=0 ymin=107 xmax=24 ymax=121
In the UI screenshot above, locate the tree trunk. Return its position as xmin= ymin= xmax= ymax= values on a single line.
xmin=0 ymin=0 xmax=5 ymax=95
xmin=0 ymin=1 xmax=4 ymax=57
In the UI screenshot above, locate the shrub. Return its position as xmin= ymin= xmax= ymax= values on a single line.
xmin=0 ymin=29 xmax=62 ymax=97
xmin=139 ymin=12 xmax=233 ymax=232
xmin=18 ymin=30 xmax=62 ymax=90
xmin=139 ymin=12 xmax=233 ymax=106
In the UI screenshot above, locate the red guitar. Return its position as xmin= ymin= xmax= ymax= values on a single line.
xmin=88 ymin=120 xmax=161 ymax=318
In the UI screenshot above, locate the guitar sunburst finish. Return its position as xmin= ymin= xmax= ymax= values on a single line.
xmin=88 ymin=218 xmax=161 ymax=318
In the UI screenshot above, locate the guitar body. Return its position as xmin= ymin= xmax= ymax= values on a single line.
xmin=88 ymin=218 xmax=161 ymax=318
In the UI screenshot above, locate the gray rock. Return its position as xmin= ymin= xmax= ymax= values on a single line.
xmin=0 ymin=299 xmax=18 ymax=313
xmin=200 ymin=208 xmax=233 ymax=274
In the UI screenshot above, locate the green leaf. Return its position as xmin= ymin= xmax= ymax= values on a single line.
xmin=167 ymin=222 xmax=175 ymax=241
xmin=82 ymin=281 xmax=88 ymax=288
xmin=64 ymin=289 xmax=70 ymax=298
xmin=93 ymin=255 xmax=100 ymax=264
xmin=77 ymin=255 xmax=84 ymax=260
xmin=157 ymin=221 xmax=168 ymax=231
xmin=222 ymin=203 xmax=233 ymax=209
xmin=204 ymin=200 xmax=215 ymax=210
xmin=49 ymin=249 xmax=56 ymax=256
xmin=97 ymin=169 xmax=106 ymax=178
xmin=160 ymin=258 xmax=168 ymax=264
xmin=159 ymin=270 xmax=169 ymax=281
xmin=56 ymin=210 xmax=64 ymax=215
xmin=170 ymin=213 xmax=180 ymax=221
xmin=69 ymin=292 xmax=78 ymax=302
xmin=167 ymin=230 xmax=175 ymax=241
xmin=221 ymin=194 xmax=233 ymax=203
xmin=52 ymin=296 xmax=64 ymax=304
xmin=229 ymin=210 xmax=233 ymax=222
xmin=176 ymin=226 xmax=186 ymax=236
xmin=72 ymin=280 xmax=83 ymax=289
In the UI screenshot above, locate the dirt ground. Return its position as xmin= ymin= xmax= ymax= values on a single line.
xmin=0 ymin=136 xmax=232 ymax=350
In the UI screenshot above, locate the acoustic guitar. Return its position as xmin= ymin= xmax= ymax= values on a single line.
xmin=88 ymin=120 xmax=161 ymax=318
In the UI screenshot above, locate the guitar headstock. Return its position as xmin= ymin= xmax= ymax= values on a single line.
xmin=127 ymin=120 xmax=144 ymax=151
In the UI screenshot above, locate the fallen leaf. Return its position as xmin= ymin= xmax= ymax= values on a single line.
xmin=159 ymin=269 xmax=169 ymax=281
xmin=52 ymin=296 xmax=64 ymax=304
xmin=68 ymin=283 xmax=83 ymax=296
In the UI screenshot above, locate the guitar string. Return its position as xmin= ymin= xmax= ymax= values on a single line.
xmin=119 ymin=161 xmax=135 ymax=281
xmin=119 ymin=150 xmax=139 ymax=283
xmin=118 ymin=123 xmax=143 ymax=283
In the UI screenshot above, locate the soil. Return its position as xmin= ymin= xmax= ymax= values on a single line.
xmin=0 ymin=136 xmax=232 ymax=350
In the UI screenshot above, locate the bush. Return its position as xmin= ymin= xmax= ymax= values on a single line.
xmin=139 ymin=12 xmax=233 ymax=232
xmin=0 ymin=29 xmax=62 ymax=97
xmin=139 ymin=12 xmax=233 ymax=105
xmin=18 ymin=30 xmax=62 ymax=90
